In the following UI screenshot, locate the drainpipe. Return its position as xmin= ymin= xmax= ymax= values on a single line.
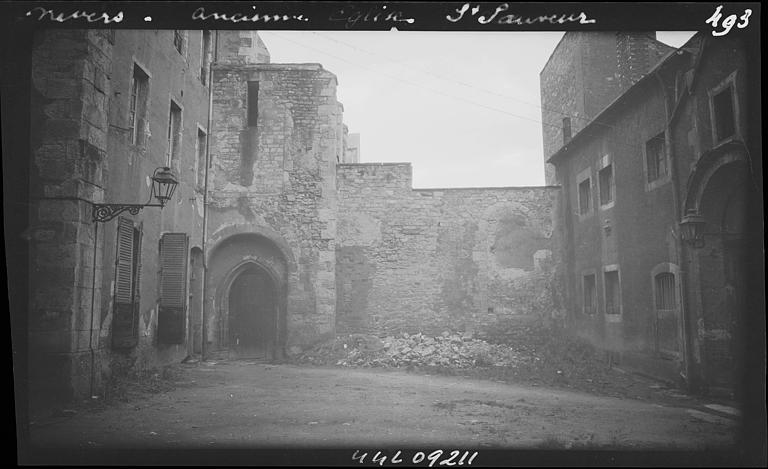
xmin=88 ymin=220 xmax=99 ymax=398
xmin=201 ymin=31 xmax=218 ymax=362
xmin=654 ymin=69 xmax=696 ymax=393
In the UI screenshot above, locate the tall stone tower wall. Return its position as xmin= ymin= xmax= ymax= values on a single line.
xmin=207 ymin=63 xmax=344 ymax=349
xmin=540 ymin=32 xmax=673 ymax=184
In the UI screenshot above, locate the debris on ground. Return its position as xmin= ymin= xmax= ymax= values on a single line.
xmin=295 ymin=332 xmax=537 ymax=369
xmin=292 ymin=323 xmax=668 ymax=399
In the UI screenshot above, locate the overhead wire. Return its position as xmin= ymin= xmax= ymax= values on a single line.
xmin=307 ymin=31 xmax=669 ymax=145
xmin=265 ymin=31 xmax=667 ymax=152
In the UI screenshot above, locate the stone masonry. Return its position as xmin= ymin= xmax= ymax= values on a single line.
xmin=206 ymin=63 xmax=343 ymax=351
xmin=336 ymin=163 xmax=560 ymax=337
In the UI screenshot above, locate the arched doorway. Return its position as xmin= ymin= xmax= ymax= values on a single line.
xmin=227 ymin=263 xmax=278 ymax=358
xmin=695 ymin=158 xmax=760 ymax=397
xmin=205 ymin=231 xmax=293 ymax=359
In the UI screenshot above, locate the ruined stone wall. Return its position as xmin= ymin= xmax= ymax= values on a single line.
xmin=336 ymin=163 xmax=560 ymax=337
xmin=207 ymin=63 xmax=343 ymax=349
xmin=215 ymin=31 xmax=271 ymax=65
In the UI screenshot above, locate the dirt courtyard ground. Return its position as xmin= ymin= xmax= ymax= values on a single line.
xmin=22 ymin=359 xmax=746 ymax=465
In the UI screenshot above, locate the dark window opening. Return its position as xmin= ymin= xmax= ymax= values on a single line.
xmin=247 ymin=81 xmax=259 ymax=128
xmin=646 ymin=134 xmax=667 ymax=183
xmin=128 ymin=65 xmax=149 ymax=146
xmin=196 ymin=128 xmax=207 ymax=190
xmin=604 ymin=270 xmax=621 ymax=315
xmin=655 ymin=272 xmax=676 ymax=310
xmin=599 ymin=164 xmax=614 ymax=205
xmin=578 ymin=178 xmax=591 ymax=215
xmin=713 ymin=86 xmax=735 ymax=142
xmin=167 ymin=101 xmax=182 ymax=168
xmin=583 ymin=274 xmax=597 ymax=314
xmin=200 ymin=30 xmax=211 ymax=85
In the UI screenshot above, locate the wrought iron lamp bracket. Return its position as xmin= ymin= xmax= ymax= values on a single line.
xmin=92 ymin=203 xmax=164 ymax=223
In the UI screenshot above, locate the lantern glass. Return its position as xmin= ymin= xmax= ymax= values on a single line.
xmin=151 ymin=167 xmax=179 ymax=206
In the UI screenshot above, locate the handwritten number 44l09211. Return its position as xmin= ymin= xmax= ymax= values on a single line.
xmin=705 ymin=5 xmax=751 ymax=36
xmin=352 ymin=450 xmax=478 ymax=466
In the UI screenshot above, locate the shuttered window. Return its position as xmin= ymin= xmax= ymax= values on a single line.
xmin=158 ymin=233 xmax=189 ymax=344
xmin=112 ymin=218 xmax=142 ymax=349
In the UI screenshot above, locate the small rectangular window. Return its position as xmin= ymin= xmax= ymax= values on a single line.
xmin=646 ymin=134 xmax=667 ymax=183
xmin=713 ymin=86 xmax=735 ymax=142
xmin=655 ymin=273 xmax=676 ymax=310
xmin=598 ymin=164 xmax=613 ymax=205
xmin=598 ymin=164 xmax=614 ymax=206
xmin=196 ymin=128 xmax=207 ymax=190
xmin=562 ymin=117 xmax=572 ymax=143
xmin=128 ymin=65 xmax=149 ymax=146
xmin=247 ymin=81 xmax=259 ymax=127
xmin=578 ymin=178 xmax=591 ymax=215
xmin=167 ymin=101 xmax=182 ymax=167
xmin=583 ymin=274 xmax=597 ymax=314
xmin=200 ymin=30 xmax=211 ymax=85
xmin=604 ymin=270 xmax=621 ymax=315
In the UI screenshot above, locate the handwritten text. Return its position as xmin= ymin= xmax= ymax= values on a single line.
xmin=192 ymin=6 xmax=308 ymax=23
xmin=352 ymin=449 xmax=478 ymax=467
xmin=446 ymin=3 xmax=595 ymax=25
xmin=705 ymin=5 xmax=751 ymax=37
xmin=329 ymin=5 xmax=415 ymax=29
xmin=26 ymin=6 xmax=123 ymax=24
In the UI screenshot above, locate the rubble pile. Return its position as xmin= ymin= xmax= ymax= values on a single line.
xmin=296 ymin=331 xmax=539 ymax=370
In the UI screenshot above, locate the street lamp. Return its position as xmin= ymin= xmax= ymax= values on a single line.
xmin=679 ymin=208 xmax=707 ymax=248
xmin=92 ymin=167 xmax=179 ymax=222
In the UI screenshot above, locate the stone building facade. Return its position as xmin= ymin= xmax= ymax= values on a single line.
xmin=22 ymin=29 xmax=561 ymax=404
xmin=543 ymin=31 xmax=762 ymax=397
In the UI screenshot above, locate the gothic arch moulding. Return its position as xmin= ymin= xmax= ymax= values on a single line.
xmin=207 ymin=223 xmax=297 ymax=272
xmin=682 ymin=142 xmax=749 ymax=214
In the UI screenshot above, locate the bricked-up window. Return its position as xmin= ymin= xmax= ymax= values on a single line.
xmin=713 ymin=85 xmax=736 ymax=142
xmin=654 ymin=272 xmax=676 ymax=310
xmin=598 ymin=164 xmax=614 ymax=206
xmin=196 ymin=128 xmax=207 ymax=190
xmin=158 ymin=233 xmax=189 ymax=344
xmin=112 ymin=218 xmax=142 ymax=349
xmin=200 ymin=30 xmax=211 ymax=85
xmin=578 ymin=178 xmax=592 ymax=215
xmin=173 ymin=30 xmax=185 ymax=55
xmin=247 ymin=81 xmax=259 ymax=127
xmin=128 ymin=65 xmax=149 ymax=145
xmin=562 ymin=117 xmax=572 ymax=143
xmin=604 ymin=270 xmax=621 ymax=315
xmin=646 ymin=134 xmax=667 ymax=182
xmin=167 ymin=101 xmax=182 ymax=168
xmin=583 ymin=274 xmax=597 ymax=314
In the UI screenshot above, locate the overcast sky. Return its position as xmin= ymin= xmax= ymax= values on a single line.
xmin=258 ymin=31 xmax=696 ymax=188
